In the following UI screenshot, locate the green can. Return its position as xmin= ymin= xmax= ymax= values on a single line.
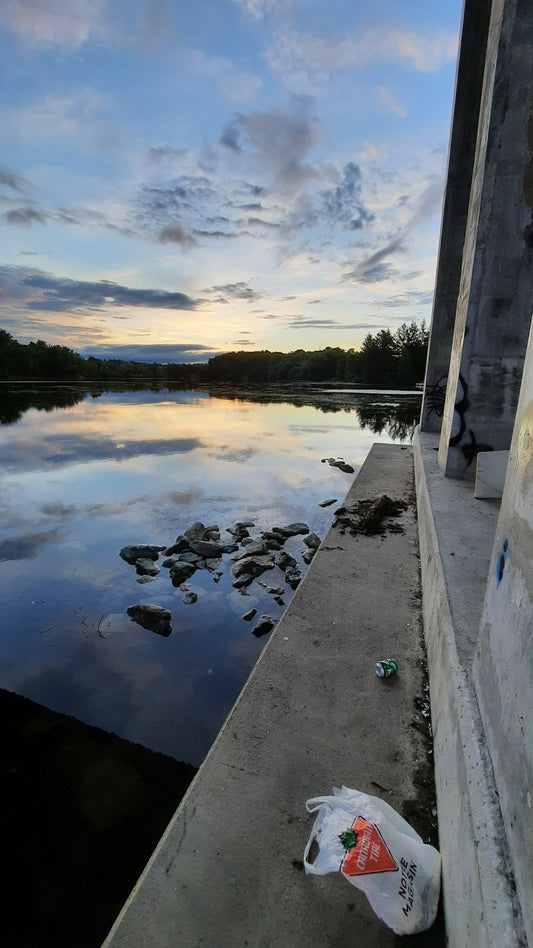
xmin=375 ymin=659 xmax=398 ymax=678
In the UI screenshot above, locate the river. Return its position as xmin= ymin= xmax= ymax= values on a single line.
xmin=0 ymin=382 xmax=420 ymax=766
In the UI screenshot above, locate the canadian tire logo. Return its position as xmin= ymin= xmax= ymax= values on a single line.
xmin=339 ymin=817 xmax=398 ymax=875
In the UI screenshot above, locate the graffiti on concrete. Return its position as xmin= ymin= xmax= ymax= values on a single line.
xmin=461 ymin=429 xmax=494 ymax=468
xmin=448 ymin=374 xmax=493 ymax=467
xmin=496 ymin=537 xmax=509 ymax=587
xmin=449 ymin=373 xmax=468 ymax=446
xmin=424 ymin=375 xmax=447 ymax=418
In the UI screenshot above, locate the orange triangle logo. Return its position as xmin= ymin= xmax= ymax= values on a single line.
xmin=340 ymin=817 xmax=398 ymax=876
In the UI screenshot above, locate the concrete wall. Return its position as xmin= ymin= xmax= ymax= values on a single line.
xmin=474 ymin=319 xmax=533 ymax=945
xmin=414 ymin=431 xmax=522 ymax=947
xmin=438 ymin=0 xmax=533 ymax=479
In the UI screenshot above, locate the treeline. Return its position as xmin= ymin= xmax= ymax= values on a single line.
xmin=203 ymin=323 xmax=428 ymax=386
xmin=0 ymin=322 xmax=428 ymax=388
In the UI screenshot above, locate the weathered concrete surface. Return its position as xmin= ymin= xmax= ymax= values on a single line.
xmin=420 ymin=0 xmax=491 ymax=433
xmin=414 ymin=428 xmax=525 ymax=947
xmin=474 ymin=319 xmax=533 ymax=946
xmin=438 ymin=0 xmax=533 ymax=479
xmin=104 ymin=444 xmax=442 ymax=948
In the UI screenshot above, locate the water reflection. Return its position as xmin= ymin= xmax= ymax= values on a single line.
xmin=0 ymin=384 xmax=420 ymax=766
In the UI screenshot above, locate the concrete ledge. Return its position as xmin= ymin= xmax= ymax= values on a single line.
xmin=413 ymin=428 xmax=524 ymax=946
xmin=104 ymin=444 xmax=441 ymax=947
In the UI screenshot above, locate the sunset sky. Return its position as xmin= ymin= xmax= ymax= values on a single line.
xmin=0 ymin=0 xmax=462 ymax=363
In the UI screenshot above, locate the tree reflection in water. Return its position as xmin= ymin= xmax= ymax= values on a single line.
xmin=0 ymin=382 xmax=422 ymax=441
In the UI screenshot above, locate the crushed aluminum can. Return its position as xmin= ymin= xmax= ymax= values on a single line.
xmin=376 ymin=659 xmax=398 ymax=678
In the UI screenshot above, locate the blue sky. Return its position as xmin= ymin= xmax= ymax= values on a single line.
xmin=0 ymin=0 xmax=462 ymax=363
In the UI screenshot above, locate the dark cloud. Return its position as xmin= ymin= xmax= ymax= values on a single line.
xmin=80 ymin=343 xmax=217 ymax=363
xmin=219 ymin=123 xmax=242 ymax=152
xmin=283 ymin=316 xmax=382 ymax=330
xmin=0 ymin=265 xmax=198 ymax=312
xmin=379 ymin=290 xmax=434 ymax=307
xmin=202 ymin=282 xmax=261 ymax=302
xmin=221 ymin=100 xmax=320 ymax=192
xmin=284 ymin=317 xmax=337 ymax=328
xmin=192 ymin=229 xmax=239 ymax=239
xmin=54 ymin=206 xmax=106 ymax=226
xmin=5 ymin=206 xmax=47 ymax=226
xmin=148 ymin=146 xmax=187 ymax=163
xmin=343 ymin=236 xmax=405 ymax=284
xmin=0 ymin=165 xmax=28 ymax=191
xmin=157 ymin=224 xmax=197 ymax=247
xmin=320 ymin=162 xmax=374 ymax=231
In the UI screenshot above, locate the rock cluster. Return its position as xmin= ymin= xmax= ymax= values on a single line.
xmin=121 ymin=518 xmax=322 ymax=637
xmin=321 ymin=457 xmax=355 ymax=474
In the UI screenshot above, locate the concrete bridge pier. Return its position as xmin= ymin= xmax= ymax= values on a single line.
xmin=422 ymin=0 xmax=533 ymax=480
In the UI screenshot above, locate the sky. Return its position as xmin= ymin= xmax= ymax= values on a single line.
xmin=0 ymin=0 xmax=463 ymax=364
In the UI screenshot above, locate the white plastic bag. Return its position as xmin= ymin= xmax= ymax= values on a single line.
xmin=303 ymin=786 xmax=440 ymax=936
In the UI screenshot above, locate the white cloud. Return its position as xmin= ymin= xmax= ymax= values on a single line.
xmin=231 ymin=0 xmax=284 ymax=19
xmin=378 ymin=86 xmax=407 ymax=118
xmin=0 ymin=0 xmax=108 ymax=48
xmin=267 ymin=26 xmax=458 ymax=83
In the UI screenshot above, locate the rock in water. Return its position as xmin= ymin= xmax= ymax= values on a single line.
xmin=169 ymin=561 xmax=197 ymax=586
xmin=120 ymin=544 xmax=164 ymax=565
xmin=276 ymin=551 xmax=298 ymax=572
xmin=252 ymin=615 xmax=275 ymax=637
xmin=135 ymin=558 xmax=160 ymax=577
xmin=127 ymin=605 xmax=172 ymax=637
xmin=273 ymin=522 xmax=309 ymax=537
xmin=303 ymin=532 xmax=321 ymax=549
xmin=285 ymin=565 xmax=302 ymax=589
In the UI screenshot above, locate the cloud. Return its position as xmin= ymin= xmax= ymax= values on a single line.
xmin=219 ymin=123 xmax=242 ymax=152
xmin=231 ymin=0 xmax=283 ymax=18
xmin=343 ymin=237 xmax=405 ymax=284
xmin=343 ymin=175 xmax=444 ymax=284
xmin=267 ymin=27 xmax=458 ymax=83
xmin=4 ymin=206 xmax=47 ymax=226
xmin=379 ymin=290 xmax=434 ymax=308
xmin=147 ymin=146 xmax=188 ymax=164
xmin=157 ymin=224 xmax=198 ymax=247
xmin=135 ymin=175 xmax=217 ymax=235
xmin=80 ymin=343 xmax=218 ymax=363
xmin=202 ymin=282 xmax=262 ymax=302
xmin=378 ymin=87 xmax=407 ymax=118
xmin=220 ymin=101 xmax=320 ymax=193
xmin=0 ymin=164 xmax=28 ymax=191
xmin=282 ymin=316 xmax=382 ymax=330
xmin=0 ymin=0 xmax=108 ymax=48
xmin=0 ymin=266 xmax=198 ymax=313
xmin=320 ymin=162 xmax=374 ymax=231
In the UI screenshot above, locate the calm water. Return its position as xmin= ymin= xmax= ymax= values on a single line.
xmin=0 ymin=383 xmax=420 ymax=766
